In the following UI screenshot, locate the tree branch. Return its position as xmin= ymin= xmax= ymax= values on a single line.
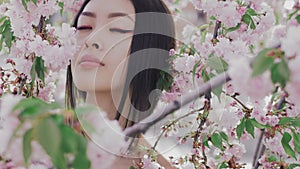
xmin=252 ymin=93 xmax=286 ymax=168
xmin=124 ymin=72 xmax=231 ymax=139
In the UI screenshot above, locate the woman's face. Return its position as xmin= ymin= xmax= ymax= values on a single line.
xmin=72 ymin=0 xmax=135 ymax=92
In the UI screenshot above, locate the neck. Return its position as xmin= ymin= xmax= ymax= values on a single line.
xmin=86 ymin=91 xmax=119 ymax=120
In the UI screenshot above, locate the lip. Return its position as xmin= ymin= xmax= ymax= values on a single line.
xmin=79 ymin=55 xmax=105 ymax=68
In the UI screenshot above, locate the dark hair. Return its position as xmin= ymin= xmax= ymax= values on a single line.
xmin=66 ymin=0 xmax=175 ymax=129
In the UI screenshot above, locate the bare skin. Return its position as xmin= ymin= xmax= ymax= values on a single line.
xmin=72 ymin=0 xmax=177 ymax=168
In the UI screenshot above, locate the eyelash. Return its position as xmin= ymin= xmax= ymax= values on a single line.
xmin=76 ymin=26 xmax=132 ymax=34
xmin=109 ymin=28 xmax=133 ymax=33
xmin=76 ymin=26 xmax=92 ymax=30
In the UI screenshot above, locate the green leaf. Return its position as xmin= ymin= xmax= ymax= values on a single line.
xmin=192 ymin=60 xmax=201 ymax=83
xmin=36 ymin=118 xmax=67 ymax=169
xmin=0 ymin=37 xmax=3 ymax=51
xmin=72 ymin=134 xmax=90 ymax=169
xmin=206 ymin=56 xmax=228 ymax=74
xmin=59 ymin=125 xmax=90 ymax=169
xmin=58 ymin=2 xmax=64 ymax=16
xmin=218 ymin=162 xmax=228 ymax=169
xmin=0 ymin=16 xmax=7 ymax=25
xmin=292 ymin=132 xmax=300 ymax=154
xmin=251 ymin=48 xmax=274 ymax=77
xmin=14 ymin=98 xmax=60 ymax=118
xmin=245 ymin=119 xmax=255 ymax=138
xmin=30 ymin=58 xmax=37 ymax=83
xmin=296 ymin=15 xmax=300 ymax=24
xmin=236 ymin=118 xmax=245 ymax=139
xmin=288 ymin=7 xmax=300 ymax=20
xmin=281 ymin=132 xmax=296 ymax=160
xmin=291 ymin=117 xmax=300 ymax=127
xmin=246 ymin=8 xmax=258 ymax=16
xmin=279 ymin=117 xmax=294 ymax=126
xmin=73 ymin=152 xmax=90 ymax=169
xmin=289 ymin=164 xmax=300 ymax=169
xmin=270 ymin=59 xmax=290 ymax=88
xmin=23 ymin=128 xmax=33 ymax=165
xmin=201 ymin=30 xmax=207 ymax=43
xmin=212 ymin=85 xmax=222 ymax=102
xmin=2 ymin=20 xmax=14 ymax=51
xmin=21 ymin=0 xmax=29 ymax=12
xmin=219 ymin=131 xmax=228 ymax=142
xmin=249 ymin=118 xmax=269 ymax=129
xmin=60 ymin=126 xmax=78 ymax=154
xmin=210 ymin=16 xmax=217 ymax=20
xmin=226 ymin=23 xmax=241 ymax=33
xmin=242 ymin=14 xmax=251 ymax=25
xmin=202 ymin=135 xmax=210 ymax=148
xmin=202 ymin=68 xmax=210 ymax=82
xmin=130 ymin=167 xmax=136 ymax=169
xmin=211 ymin=133 xmax=223 ymax=150
xmin=32 ymin=0 xmax=38 ymax=5
xmin=267 ymin=155 xmax=277 ymax=162
xmin=4 ymin=27 xmax=13 ymax=49
xmin=34 ymin=57 xmax=46 ymax=84
xmin=242 ymin=14 xmax=256 ymax=29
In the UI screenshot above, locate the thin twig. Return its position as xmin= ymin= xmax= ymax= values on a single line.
xmin=252 ymin=130 xmax=264 ymax=167
xmin=223 ymin=91 xmax=251 ymax=112
xmin=213 ymin=20 xmax=221 ymax=40
xmin=152 ymin=107 xmax=204 ymax=150
xmin=192 ymin=99 xmax=210 ymax=167
xmin=124 ymin=72 xmax=231 ymax=139
xmin=37 ymin=15 xmax=46 ymax=34
xmin=252 ymin=94 xmax=286 ymax=168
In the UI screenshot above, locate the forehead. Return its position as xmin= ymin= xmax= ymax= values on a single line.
xmin=83 ymin=0 xmax=135 ymax=19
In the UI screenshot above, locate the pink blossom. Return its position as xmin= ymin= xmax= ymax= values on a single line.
xmin=14 ymin=58 xmax=33 ymax=78
xmin=29 ymin=36 xmax=50 ymax=57
xmin=87 ymin=141 xmax=116 ymax=169
xmin=266 ymin=25 xmax=287 ymax=48
xmin=160 ymin=91 xmax=180 ymax=103
xmin=264 ymin=132 xmax=285 ymax=156
xmin=181 ymin=25 xmax=197 ymax=44
xmin=216 ymin=1 xmax=243 ymax=28
xmin=169 ymin=49 xmax=176 ymax=56
xmin=286 ymin=55 xmax=300 ymax=107
xmin=227 ymin=143 xmax=246 ymax=160
xmin=193 ymin=33 xmax=214 ymax=59
xmin=254 ymin=3 xmax=276 ymax=34
xmin=201 ymin=0 xmax=219 ymax=18
xmin=142 ymin=155 xmax=165 ymax=169
xmin=267 ymin=115 xmax=279 ymax=126
xmin=59 ymin=0 xmax=85 ymax=17
xmin=258 ymin=155 xmax=274 ymax=169
xmin=228 ymin=57 xmax=272 ymax=101
xmin=37 ymin=82 xmax=55 ymax=102
xmin=237 ymin=6 xmax=247 ymax=15
xmin=281 ymin=26 xmax=300 ymax=57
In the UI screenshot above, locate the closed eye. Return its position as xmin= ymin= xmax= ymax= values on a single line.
xmin=109 ymin=28 xmax=133 ymax=33
xmin=76 ymin=26 xmax=93 ymax=31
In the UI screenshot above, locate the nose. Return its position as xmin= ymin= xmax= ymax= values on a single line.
xmin=85 ymin=42 xmax=103 ymax=50
xmin=84 ymin=30 xmax=104 ymax=51
xmin=85 ymin=41 xmax=104 ymax=51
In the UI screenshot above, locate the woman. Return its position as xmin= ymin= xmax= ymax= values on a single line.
xmin=66 ymin=0 xmax=176 ymax=168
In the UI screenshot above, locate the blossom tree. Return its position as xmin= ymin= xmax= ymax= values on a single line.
xmin=0 ymin=0 xmax=300 ymax=169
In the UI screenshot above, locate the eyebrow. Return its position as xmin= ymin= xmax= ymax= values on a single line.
xmin=81 ymin=11 xmax=134 ymax=22
xmin=108 ymin=12 xmax=134 ymax=22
